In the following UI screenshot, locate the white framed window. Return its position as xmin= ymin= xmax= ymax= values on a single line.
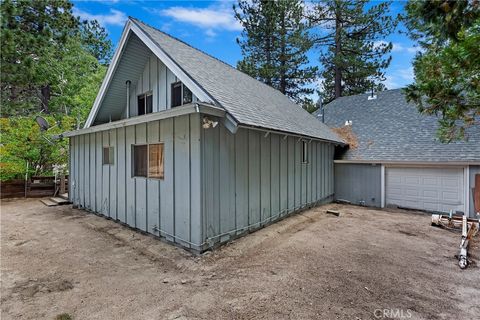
xmin=103 ymin=147 xmax=114 ymax=165
xmin=132 ymin=143 xmax=164 ymax=179
xmin=137 ymin=91 xmax=153 ymax=115
xmin=171 ymin=81 xmax=192 ymax=107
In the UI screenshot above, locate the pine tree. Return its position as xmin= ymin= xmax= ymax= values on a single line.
xmin=0 ymin=0 xmax=112 ymax=116
xmin=402 ymin=0 xmax=479 ymax=141
xmin=308 ymin=0 xmax=396 ymax=103
xmin=234 ymin=0 xmax=318 ymax=105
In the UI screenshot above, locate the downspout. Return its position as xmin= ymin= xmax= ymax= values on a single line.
xmin=126 ymin=80 xmax=131 ymax=118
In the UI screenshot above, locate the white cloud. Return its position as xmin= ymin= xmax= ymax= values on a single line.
xmin=73 ymin=8 xmax=127 ymax=27
xmin=384 ymin=67 xmax=414 ymax=89
xmin=156 ymin=5 xmax=242 ymax=36
xmin=374 ymin=41 xmax=421 ymax=54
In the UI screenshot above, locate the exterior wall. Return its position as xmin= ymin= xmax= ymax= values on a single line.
xmin=470 ymin=165 xmax=480 ymax=217
xmin=69 ymin=113 xmax=203 ymax=250
xmin=126 ymin=54 xmax=198 ymax=118
xmin=201 ymin=124 xmax=335 ymax=249
xmin=334 ymin=163 xmax=381 ymax=207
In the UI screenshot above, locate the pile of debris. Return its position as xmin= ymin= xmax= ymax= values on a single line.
xmin=431 ymin=212 xmax=479 ymax=269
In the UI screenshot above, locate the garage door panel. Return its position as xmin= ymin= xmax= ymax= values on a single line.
xmin=386 ymin=167 xmax=465 ymax=213
xmin=423 ymin=190 xmax=438 ymax=198
xmin=422 ymin=177 xmax=437 ymax=186
xmin=405 ymin=176 xmax=420 ymax=185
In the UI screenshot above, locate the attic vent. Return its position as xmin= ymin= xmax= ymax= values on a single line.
xmin=367 ymin=95 xmax=377 ymax=100
xmin=345 ymin=120 xmax=352 ymax=126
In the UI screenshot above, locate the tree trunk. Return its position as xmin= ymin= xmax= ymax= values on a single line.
xmin=279 ymin=9 xmax=287 ymax=94
xmin=40 ymin=84 xmax=50 ymax=113
xmin=334 ymin=5 xmax=342 ymax=99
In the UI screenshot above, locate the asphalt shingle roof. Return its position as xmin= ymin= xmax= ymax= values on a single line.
xmin=132 ymin=18 xmax=342 ymax=144
xmin=314 ymin=89 xmax=480 ymax=162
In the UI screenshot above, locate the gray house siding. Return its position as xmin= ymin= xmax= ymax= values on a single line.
xmin=201 ymin=124 xmax=335 ymax=249
xmin=470 ymin=165 xmax=480 ymax=216
xmin=69 ymin=116 xmax=337 ymax=252
xmin=69 ymin=113 xmax=203 ymax=250
xmin=334 ymin=163 xmax=381 ymax=207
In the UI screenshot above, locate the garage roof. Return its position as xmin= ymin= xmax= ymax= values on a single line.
xmin=315 ymin=89 xmax=480 ymax=163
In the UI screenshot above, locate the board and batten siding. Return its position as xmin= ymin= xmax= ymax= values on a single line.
xmin=69 ymin=113 xmax=204 ymax=250
xmin=201 ymin=124 xmax=335 ymax=248
xmin=126 ymin=54 xmax=198 ymax=118
xmin=334 ymin=163 xmax=382 ymax=207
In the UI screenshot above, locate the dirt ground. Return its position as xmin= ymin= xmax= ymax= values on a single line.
xmin=1 ymin=199 xmax=479 ymax=320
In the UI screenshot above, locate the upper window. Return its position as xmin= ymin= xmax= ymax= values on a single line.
xmin=103 ymin=147 xmax=114 ymax=165
xmin=132 ymin=143 xmax=164 ymax=179
xmin=171 ymin=82 xmax=192 ymax=107
xmin=138 ymin=92 xmax=153 ymax=116
xmin=302 ymin=141 xmax=308 ymax=164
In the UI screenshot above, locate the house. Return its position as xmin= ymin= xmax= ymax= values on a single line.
xmin=315 ymin=89 xmax=480 ymax=217
xmin=63 ymin=17 xmax=343 ymax=252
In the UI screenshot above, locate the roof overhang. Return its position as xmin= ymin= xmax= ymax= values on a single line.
xmin=334 ymin=160 xmax=480 ymax=166
xmin=64 ymin=103 xmax=224 ymax=138
xmin=83 ymin=18 xmax=215 ymax=128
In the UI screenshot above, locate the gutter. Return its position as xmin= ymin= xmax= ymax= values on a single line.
xmin=61 ymin=102 xmax=225 ymax=138
xmin=333 ymin=160 xmax=480 ymax=166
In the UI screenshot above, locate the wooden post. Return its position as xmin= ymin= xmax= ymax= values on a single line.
xmin=60 ymin=174 xmax=66 ymax=195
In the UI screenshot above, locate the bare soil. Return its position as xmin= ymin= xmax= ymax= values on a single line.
xmin=1 ymin=199 xmax=479 ymax=320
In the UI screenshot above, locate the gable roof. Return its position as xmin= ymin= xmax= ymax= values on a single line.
xmin=85 ymin=17 xmax=342 ymax=144
xmin=314 ymin=89 xmax=480 ymax=163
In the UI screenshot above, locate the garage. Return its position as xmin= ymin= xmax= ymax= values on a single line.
xmin=385 ymin=167 xmax=465 ymax=213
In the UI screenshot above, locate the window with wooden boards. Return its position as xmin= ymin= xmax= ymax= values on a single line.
xmin=132 ymin=144 xmax=164 ymax=179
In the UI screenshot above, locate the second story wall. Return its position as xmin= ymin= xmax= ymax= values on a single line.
xmin=126 ymin=54 xmax=198 ymax=118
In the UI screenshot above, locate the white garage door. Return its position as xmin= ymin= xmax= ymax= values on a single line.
xmin=386 ymin=167 xmax=465 ymax=213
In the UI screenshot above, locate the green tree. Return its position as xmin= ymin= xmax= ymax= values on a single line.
xmin=0 ymin=0 xmax=111 ymax=116
xmin=308 ymin=0 xmax=397 ymax=103
xmin=402 ymin=0 xmax=479 ymax=141
xmin=234 ymin=0 xmax=318 ymax=105
xmin=0 ymin=0 xmax=111 ymax=180
xmin=0 ymin=116 xmax=74 ymax=181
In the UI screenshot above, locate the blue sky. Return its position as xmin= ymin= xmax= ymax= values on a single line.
xmin=73 ymin=0 xmax=418 ymax=98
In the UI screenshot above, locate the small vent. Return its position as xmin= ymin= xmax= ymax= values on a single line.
xmin=368 ymin=95 xmax=377 ymax=100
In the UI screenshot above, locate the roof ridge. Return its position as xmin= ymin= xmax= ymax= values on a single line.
xmin=129 ymin=16 xmax=295 ymax=104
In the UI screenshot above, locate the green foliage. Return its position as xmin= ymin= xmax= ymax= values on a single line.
xmin=234 ymin=0 xmax=318 ymax=104
xmin=0 ymin=116 xmax=74 ymax=181
xmin=0 ymin=0 xmax=111 ymax=180
xmin=402 ymin=0 xmax=480 ymax=142
xmin=308 ymin=0 xmax=397 ymax=103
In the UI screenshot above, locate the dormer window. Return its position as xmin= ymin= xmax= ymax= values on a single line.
xmin=171 ymin=81 xmax=192 ymax=107
xmin=138 ymin=92 xmax=153 ymax=116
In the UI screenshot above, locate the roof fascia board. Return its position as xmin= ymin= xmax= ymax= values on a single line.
xmin=223 ymin=113 xmax=239 ymax=134
xmin=129 ymin=21 xmax=214 ymax=105
xmin=334 ymin=160 xmax=480 ymax=166
xmin=236 ymin=124 xmax=343 ymax=145
xmin=84 ymin=20 xmax=133 ymax=128
xmin=64 ymin=103 xmax=224 ymax=138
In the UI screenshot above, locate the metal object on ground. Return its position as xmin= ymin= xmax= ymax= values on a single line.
xmin=431 ymin=213 xmax=479 ymax=269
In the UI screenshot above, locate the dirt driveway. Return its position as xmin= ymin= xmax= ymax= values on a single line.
xmin=1 ymin=199 xmax=479 ymax=320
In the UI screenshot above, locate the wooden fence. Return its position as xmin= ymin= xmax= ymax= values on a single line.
xmin=1 ymin=176 xmax=68 ymax=199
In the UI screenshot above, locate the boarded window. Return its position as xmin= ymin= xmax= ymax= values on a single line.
xmin=302 ymin=141 xmax=308 ymax=163
xmin=103 ymin=147 xmax=114 ymax=165
xmin=171 ymin=82 xmax=192 ymax=107
xmin=148 ymin=144 xmax=164 ymax=179
xmin=133 ymin=144 xmax=164 ymax=179
xmin=138 ymin=92 xmax=153 ymax=115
